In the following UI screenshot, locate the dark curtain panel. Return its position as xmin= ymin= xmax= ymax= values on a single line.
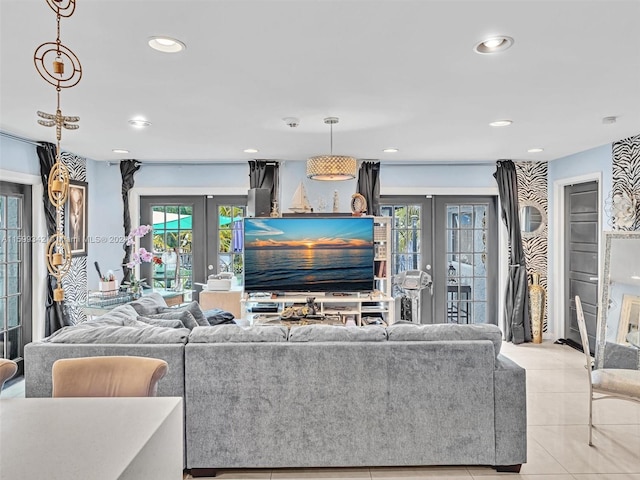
xmin=36 ymin=142 xmax=69 ymax=336
xmin=120 ymin=160 xmax=141 ymax=284
xmin=493 ymin=160 xmax=531 ymax=344
xmin=356 ymin=161 xmax=381 ymax=216
xmin=248 ymin=160 xmax=279 ymax=207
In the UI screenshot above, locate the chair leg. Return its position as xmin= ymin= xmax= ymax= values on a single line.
xmin=588 ymin=394 xmax=594 ymax=446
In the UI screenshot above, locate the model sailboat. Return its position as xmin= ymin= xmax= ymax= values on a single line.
xmin=289 ymin=181 xmax=312 ymax=213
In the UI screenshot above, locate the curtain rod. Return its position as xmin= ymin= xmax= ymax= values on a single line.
xmin=105 ymin=160 xmax=273 ymax=167
xmin=0 ymin=130 xmax=42 ymax=147
xmin=105 ymin=159 xmax=495 ymax=167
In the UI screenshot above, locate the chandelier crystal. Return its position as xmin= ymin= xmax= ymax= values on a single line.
xmin=307 ymin=117 xmax=357 ymax=181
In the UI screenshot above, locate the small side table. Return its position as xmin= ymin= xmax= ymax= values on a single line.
xmin=199 ymin=288 xmax=243 ymax=319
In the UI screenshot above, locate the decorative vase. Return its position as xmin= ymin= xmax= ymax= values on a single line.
xmin=529 ymin=272 xmax=545 ymax=344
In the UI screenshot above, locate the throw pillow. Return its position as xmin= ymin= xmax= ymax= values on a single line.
xmin=144 ymin=310 xmax=199 ymax=330
xmin=202 ymin=308 xmax=236 ymax=326
xmin=158 ymin=301 xmax=209 ymax=327
xmin=87 ymin=304 xmax=139 ymax=326
xmin=128 ymin=292 xmax=168 ymax=315
xmin=136 ymin=316 xmax=186 ymax=329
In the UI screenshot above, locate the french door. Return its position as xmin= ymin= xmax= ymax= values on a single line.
xmin=381 ymin=195 xmax=498 ymax=324
xmin=0 ymin=182 xmax=32 ymax=375
xmin=140 ymin=195 xmax=247 ymax=299
xmin=139 ymin=196 xmax=206 ymax=302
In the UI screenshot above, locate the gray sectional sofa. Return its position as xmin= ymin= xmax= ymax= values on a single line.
xmin=24 ymin=294 xmax=527 ymax=474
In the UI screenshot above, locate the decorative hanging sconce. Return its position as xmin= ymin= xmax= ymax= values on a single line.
xmin=34 ymin=0 xmax=82 ymax=302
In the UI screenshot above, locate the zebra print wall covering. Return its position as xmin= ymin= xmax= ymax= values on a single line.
xmin=612 ymin=134 xmax=640 ymax=231
xmin=515 ymin=161 xmax=549 ymax=330
xmin=61 ymin=151 xmax=87 ymax=325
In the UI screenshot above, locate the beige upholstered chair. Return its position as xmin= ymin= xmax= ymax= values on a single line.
xmin=575 ymin=295 xmax=640 ymax=445
xmin=0 ymin=359 xmax=18 ymax=391
xmin=52 ymin=356 xmax=168 ymax=398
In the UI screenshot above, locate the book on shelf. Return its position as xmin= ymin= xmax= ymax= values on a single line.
xmin=376 ymin=260 xmax=387 ymax=278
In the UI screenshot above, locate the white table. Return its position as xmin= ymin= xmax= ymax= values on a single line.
xmin=0 ymin=397 xmax=183 ymax=480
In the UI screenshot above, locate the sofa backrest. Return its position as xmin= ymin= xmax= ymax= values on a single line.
xmin=386 ymin=323 xmax=503 ymax=356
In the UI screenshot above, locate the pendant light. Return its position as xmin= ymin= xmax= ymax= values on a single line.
xmin=307 ymin=117 xmax=357 ymax=181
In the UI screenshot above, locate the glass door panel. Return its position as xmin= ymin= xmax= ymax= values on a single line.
xmin=140 ymin=196 xmax=205 ymax=302
xmin=150 ymin=204 xmax=193 ymax=290
xmin=436 ymin=197 xmax=497 ymax=325
xmin=380 ymin=199 xmax=431 ymax=322
xmin=0 ymin=181 xmax=32 ymax=374
xmin=207 ymin=197 xmax=246 ymax=285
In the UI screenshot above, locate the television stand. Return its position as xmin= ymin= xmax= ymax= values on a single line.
xmin=241 ymin=292 xmax=395 ymax=326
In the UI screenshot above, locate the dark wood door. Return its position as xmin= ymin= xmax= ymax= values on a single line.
xmin=564 ymin=181 xmax=599 ymax=351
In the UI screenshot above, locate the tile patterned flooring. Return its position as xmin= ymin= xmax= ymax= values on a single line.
xmin=4 ymin=341 xmax=640 ymax=479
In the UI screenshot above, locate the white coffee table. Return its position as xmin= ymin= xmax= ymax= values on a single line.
xmin=0 ymin=397 xmax=183 ymax=479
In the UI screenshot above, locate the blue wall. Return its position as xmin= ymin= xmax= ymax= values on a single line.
xmin=0 ymin=135 xmax=39 ymax=176
xmin=134 ymin=163 xmax=249 ymax=189
xmin=381 ymin=163 xmax=498 ymax=189
xmin=86 ymin=160 xmax=127 ymax=289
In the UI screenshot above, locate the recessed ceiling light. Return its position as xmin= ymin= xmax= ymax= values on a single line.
xmin=148 ymin=36 xmax=186 ymax=53
xmin=474 ymin=36 xmax=514 ymax=54
xmin=489 ymin=119 xmax=512 ymax=127
xmin=243 ymin=148 xmax=259 ymax=153
xmin=112 ymin=148 xmax=129 ymax=154
xmin=128 ymin=118 xmax=151 ymax=128
xmin=383 ymin=148 xmax=399 ymax=153
xmin=527 ymin=148 xmax=544 ymax=153
xmin=632 ymin=275 xmax=640 ymax=280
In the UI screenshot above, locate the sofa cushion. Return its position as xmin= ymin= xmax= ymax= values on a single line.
xmin=86 ymin=304 xmax=139 ymax=326
xmin=136 ymin=315 xmax=186 ymax=329
xmin=128 ymin=292 xmax=168 ymax=315
xmin=158 ymin=301 xmax=209 ymax=327
xmin=288 ymin=324 xmax=387 ymax=342
xmin=189 ymin=325 xmax=288 ymax=343
xmin=143 ymin=310 xmax=199 ymax=330
xmin=44 ymin=322 xmax=190 ymax=344
xmin=202 ymin=308 xmax=236 ymax=325
xmin=386 ymin=323 xmax=503 ymax=356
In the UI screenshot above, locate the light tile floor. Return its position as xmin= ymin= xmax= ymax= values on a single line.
xmin=5 ymin=341 xmax=640 ymax=479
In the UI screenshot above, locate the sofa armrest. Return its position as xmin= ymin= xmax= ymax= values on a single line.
xmin=493 ymin=354 xmax=527 ymax=467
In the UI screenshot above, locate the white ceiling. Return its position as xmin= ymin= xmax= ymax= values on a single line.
xmin=1 ymin=0 xmax=639 ymax=164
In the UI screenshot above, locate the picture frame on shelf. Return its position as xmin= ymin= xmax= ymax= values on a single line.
xmin=66 ymin=179 xmax=88 ymax=256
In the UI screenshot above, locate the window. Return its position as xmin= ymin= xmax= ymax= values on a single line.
xmin=380 ymin=202 xmax=423 ymax=296
xmin=207 ymin=197 xmax=246 ymax=283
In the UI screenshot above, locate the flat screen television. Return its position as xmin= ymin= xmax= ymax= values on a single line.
xmin=243 ymin=217 xmax=375 ymax=293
